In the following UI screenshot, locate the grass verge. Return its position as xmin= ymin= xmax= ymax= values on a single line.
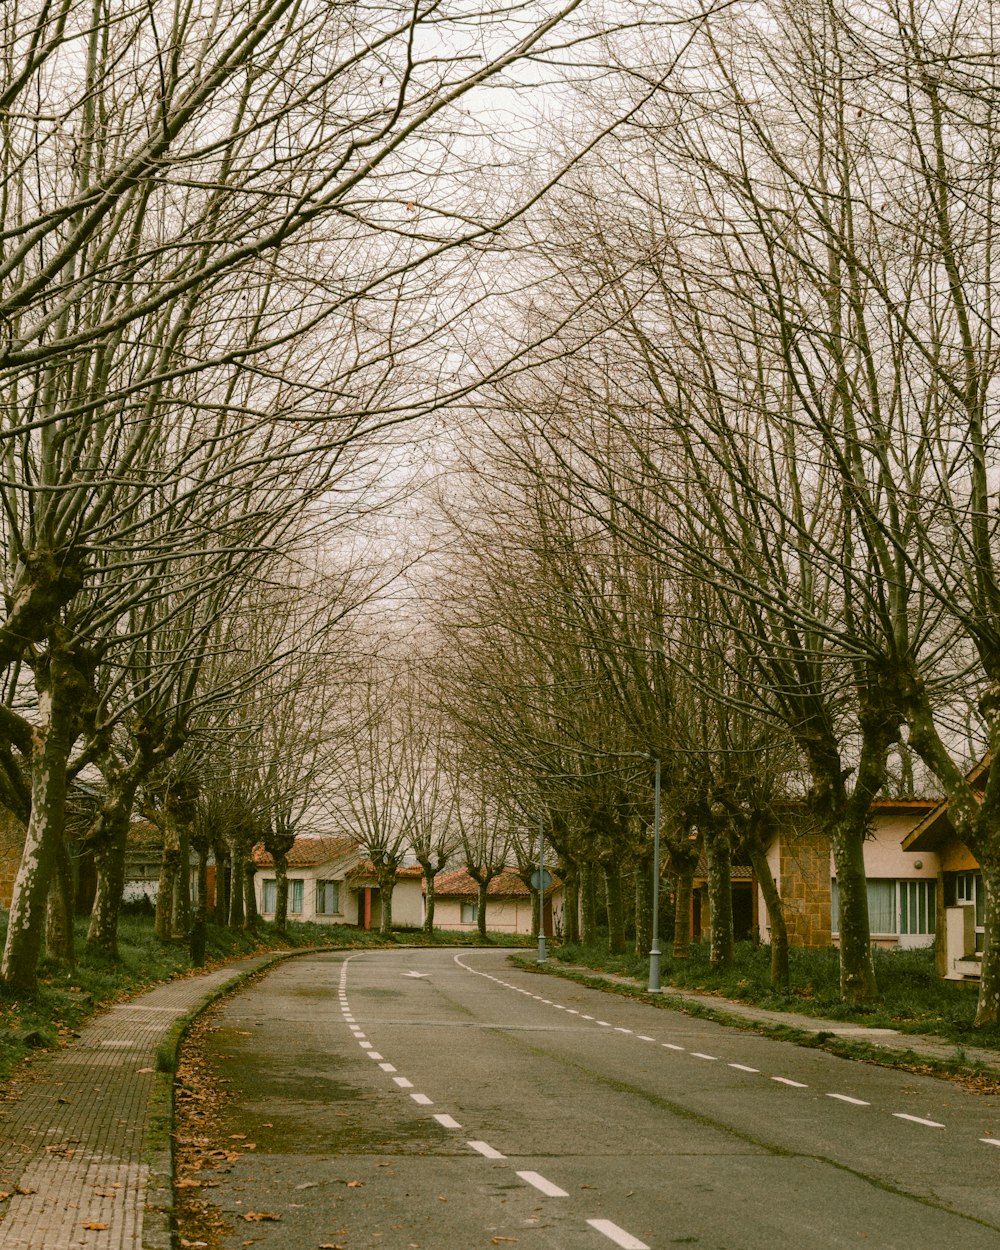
xmin=532 ymin=939 xmax=998 ymax=1047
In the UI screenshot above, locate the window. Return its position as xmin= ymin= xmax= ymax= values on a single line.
xmin=316 ymin=879 xmax=340 ymax=915
xmin=461 ymin=902 xmax=478 ymax=924
xmin=831 ymin=879 xmax=935 ymax=937
xmin=956 ymin=871 xmax=984 ymax=953
xmin=262 ymin=879 xmax=277 ymax=913
xmin=290 ymin=879 xmax=304 ymax=914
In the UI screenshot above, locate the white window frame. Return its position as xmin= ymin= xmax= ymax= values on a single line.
xmin=262 ymin=879 xmax=277 ymax=914
xmin=831 ymin=878 xmax=936 ymax=938
xmin=316 ymin=879 xmax=340 ymax=915
xmin=956 ymin=871 xmax=984 ymax=953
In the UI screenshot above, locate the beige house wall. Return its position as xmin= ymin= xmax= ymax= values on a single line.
xmin=433 ymin=897 xmax=534 ymax=934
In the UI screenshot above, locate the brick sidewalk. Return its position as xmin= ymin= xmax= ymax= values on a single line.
xmin=0 ymin=957 xmax=276 ymax=1250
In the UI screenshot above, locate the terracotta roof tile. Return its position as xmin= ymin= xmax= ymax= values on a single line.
xmin=431 ymin=866 xmax=558 ymax=898
xmin=252 ymin=835 xmax=358 ymax=869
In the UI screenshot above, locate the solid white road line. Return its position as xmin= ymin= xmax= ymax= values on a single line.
xmin=433 ymin=1113 xmax=462 ymax=1129
xmin=467 ymin=1140 xmax=506 ymax=1159
xmin=772 ymin=1077 xmax=807 ymax=1088
xmin=586 ymin=1218 xmax=650 ymax=1249
xmin=393 ymin=1076 xmax=414 ymax=1088
xmin=827 ymin=1093 xmax=869 ymax=1106
xmin=516 ymin=1170 xmax=569 ymax=1197
xmin=893 ymin=1113 xmax=945 ymax=1128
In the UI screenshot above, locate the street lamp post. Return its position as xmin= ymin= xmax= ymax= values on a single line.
xmin=648 ymin=756 xmax=662 ymax=993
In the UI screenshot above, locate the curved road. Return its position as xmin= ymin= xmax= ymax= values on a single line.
xmin=185 ymin=947 xmax=1000 ymax=1249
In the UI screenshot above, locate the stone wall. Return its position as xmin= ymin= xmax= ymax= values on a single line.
xmin=779 ymin=827 xmax=832 ymax=948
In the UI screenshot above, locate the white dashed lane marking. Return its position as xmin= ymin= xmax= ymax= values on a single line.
xmin=587 ymin=1217 xmax=650 ymax=1249
xmin=729 ymin=1063 xmax=759 ymax=1073
xmin=517 ymin=1170 xmax=569 ymax=1197
xmin=393 ymin=1076 xmax=413 ymax=1089
xmin=828 ymin=1094 xmax=869 ymax=1106
xmin=433 ymin=1113 xmax=462 ymax=1129
xmin=893 ymin=1113 xmax=945 ymax=1128
xmin=468 ymin=1140 xmax=506 ymax=1159
xmin=411 ymin=1093 xmax=433 ymax=1106
xmin=772 ymin=1077 xmax=807 ymax=1088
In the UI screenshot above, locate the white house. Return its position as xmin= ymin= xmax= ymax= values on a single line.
xmin=252 ymin=837 xmax=424 ymax=929
xmin=428 ymin=866 xmax=562 ymax=935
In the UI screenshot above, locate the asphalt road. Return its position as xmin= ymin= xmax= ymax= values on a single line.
xmin=185 ymin=947 xmax=1000 ymax=1250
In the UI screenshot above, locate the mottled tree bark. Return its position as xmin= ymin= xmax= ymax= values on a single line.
xmin=45 ymin=832 xmax=76 ymax=968
xmin=1 ymin=647 xmax=80 ymax=992
xmin=604 ymin=862 xmax=626 ymax=954
xmin=704 ymin=823 xmax=734 ymax=969
xmin=673 ymin=867 xmax=694 ymax=959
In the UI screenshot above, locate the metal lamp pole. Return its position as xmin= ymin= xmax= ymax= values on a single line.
xmin=648 ymin=756 xmax=662 ymax=993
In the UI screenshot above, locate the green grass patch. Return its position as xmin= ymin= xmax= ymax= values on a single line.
xmin=547 ymin=939 xmax=992 ymax=1045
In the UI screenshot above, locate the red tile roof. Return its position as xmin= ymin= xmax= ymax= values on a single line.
xmin=252 ymin=835 xmax=358 ymax=869
xmin=430 ymin=866 xmax=558 ymax=898
xmin=347 ymin=861 xmax=424 ymax=882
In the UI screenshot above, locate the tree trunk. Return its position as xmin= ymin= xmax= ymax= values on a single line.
xmin=747 ymin=838 xmax=788 ymax=990
xmin=604 ymin=863 xmax=626 ymax=955
xmin=634 ymin=855 xmax=652 ymax=959
xmin=86 ymin=810 xmax=130 ymax=958
xmin=1 ymin=653 xmax=77 ymax=993
xmin=705 ymin=823 xmax=734 ymax=969
xmin=562 ymin=867 xmax=580 ymax=943
xmin=975 ymin=856 xmax=1000 ymax=1029
xmin=673 ymin=867 xmax=694 ymax=959
xmin=373 ymin=865 xmax=396 ymax=935
xmin=172 ymin=822 xmax=191 ymax=935
xmin=477 ymin=880 xmax=489 ymax=939
xmin=189 ymin=840 xmax=209 ymax=967
xmin=274 ymin=854 xmax=289 ymax=932
xmin=227 ymin=842 xmax=245 ymax=928
xmin=212 ymin=839 xmax=228 ymax=924
xmin=421 ymin=864 xmax=437 ymax=937
xmin=580 ymin=859 xmax=598 ymax=942
xmin=243 ymin=860 xmax=258 ymax=931
xmin=831 ymin=823 xmax=877 ymax=1003
xmin=45 ymin=831 xmax=76 ymax=968
xmin=155 ymin=844 xmax=180 ymax=942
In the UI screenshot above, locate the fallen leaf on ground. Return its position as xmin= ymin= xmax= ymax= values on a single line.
xmin=345 ymin=1180 xmax=364 ymax=1189
xmin=15 ymin=1186 xmax=36 ymax=1195
xmin=137 ymin=1067 xmax=154 ymax=1074
xmin=93 ymin=1188 xmax=115 ymax=1197
xmin=243 ymin=1211 xmax=281 ymax=1222
xmin=82 ymin=1221 xmax=109 ymax=1230
xmin=0 ymin=1192 xmax=10 ymax=1201
xmin=229 ymin=1134 xmax=247 ymax=1140
xmin=56 ymin=1096 xmax=71 ymax=1104
xmin=491 ymin=1239 xmax=518 ymax=1245
xmin=179 ymin=1241 xmax=208 ymax=1247
xmin=176 ymin=1179 xmax=201 ymax=1189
